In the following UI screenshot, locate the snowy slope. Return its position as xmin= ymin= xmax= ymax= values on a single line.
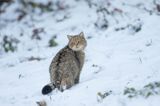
xmin=0 ymin=0 xmax=160 ymax=106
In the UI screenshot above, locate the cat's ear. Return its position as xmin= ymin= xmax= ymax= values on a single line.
xmin=79 ymin=32 xmax=84 ymax=37
xmin=67 ymin=35 xmax=72 ymax=40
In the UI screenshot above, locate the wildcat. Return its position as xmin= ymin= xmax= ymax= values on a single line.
xmin=42 ymin=32 xmax=87 ymax=94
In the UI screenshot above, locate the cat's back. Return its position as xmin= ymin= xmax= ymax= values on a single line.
xmin=49 ymin=46 xmax=77 ymax=73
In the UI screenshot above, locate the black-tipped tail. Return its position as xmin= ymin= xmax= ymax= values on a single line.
xmin=42 ymin=83 xmax=55 ymax=95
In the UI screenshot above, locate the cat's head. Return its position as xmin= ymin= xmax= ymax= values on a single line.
xmin=67 ymin=32 xmax=87 ymax=51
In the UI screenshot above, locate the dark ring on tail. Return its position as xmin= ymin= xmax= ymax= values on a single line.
xmin=42 ymin=84 xmax=55 ymax=95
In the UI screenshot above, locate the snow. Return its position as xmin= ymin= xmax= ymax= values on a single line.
xmin=0 ymin=0 xmax=160 ymax=106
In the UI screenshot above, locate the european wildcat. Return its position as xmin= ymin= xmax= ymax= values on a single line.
xmin=42 ymin=32 xmax=87 ymax=94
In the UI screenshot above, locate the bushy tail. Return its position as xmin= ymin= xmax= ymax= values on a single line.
xmin=42 ymin=83 xmax=56 ymax=95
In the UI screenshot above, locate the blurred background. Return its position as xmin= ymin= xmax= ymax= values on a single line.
xmin=0 ymin=0 xmax=160 ymax=106
xmin=1 ymin=0 xmax=159 ymax=54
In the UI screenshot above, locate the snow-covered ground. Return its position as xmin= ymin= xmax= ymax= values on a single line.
xmin=0 ymin=0 xmax=160 ymax=106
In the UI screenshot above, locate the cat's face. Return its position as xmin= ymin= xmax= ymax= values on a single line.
xmin=67 ymin=32 xmax=87 ymax=51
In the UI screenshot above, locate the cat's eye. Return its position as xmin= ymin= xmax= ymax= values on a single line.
xmin=71 ymin=42 xmax=75 ymax=45
xmin=76 ymin=41 xmax=80 ymax=47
